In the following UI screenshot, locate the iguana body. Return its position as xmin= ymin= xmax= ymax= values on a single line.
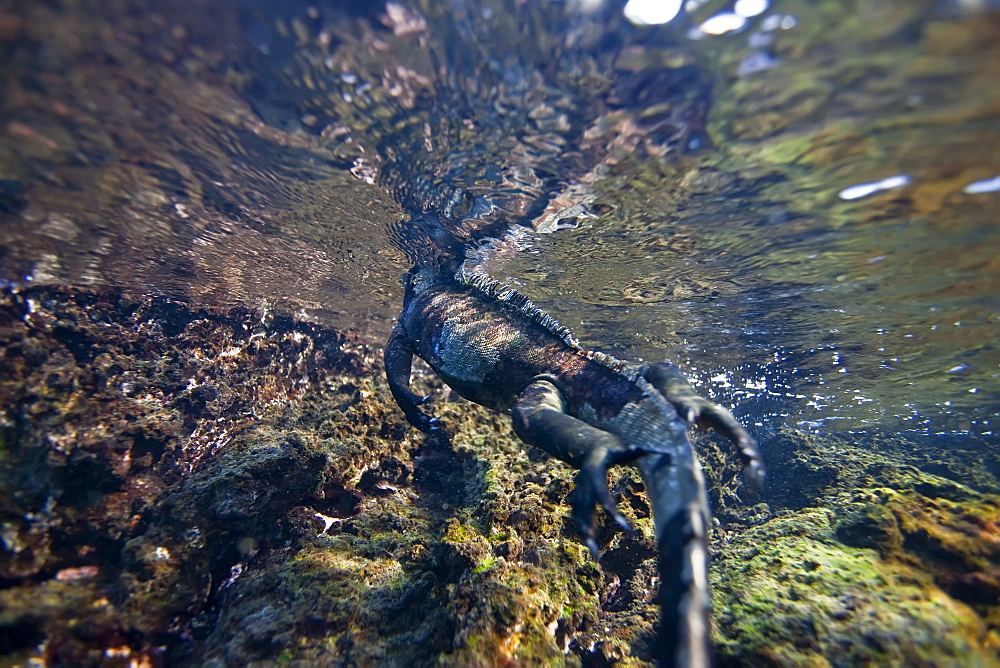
xmin=385 ymin=265 xmax=763 ymax=667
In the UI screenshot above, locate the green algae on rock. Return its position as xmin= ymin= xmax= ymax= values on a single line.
xmin=711 ymin=427 xmax=1000 ymax=666
xmin=3 ymin=287 xmax=998 ymax=666
xmin=713 ymin=508 xmax=993 ymax=665
xmin=0 ymin=285 xmax=422 ymax=663
xmin=0 ymin=286 xmax=667 ymax=664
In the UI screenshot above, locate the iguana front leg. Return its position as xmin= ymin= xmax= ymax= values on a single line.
xmin=511 ymin=378 xmax=636 ymax=557
xmin=644 ymin=362 xmax=764 ymax=486
xmin=384 ymin=322 xmax=439 ymax=432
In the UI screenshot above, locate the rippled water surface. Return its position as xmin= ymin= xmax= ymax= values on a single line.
xmin=1 ymin=0 xmax=997 ymax=440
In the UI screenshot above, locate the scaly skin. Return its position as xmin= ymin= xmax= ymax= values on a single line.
xmin=385 ymin=266 xmax=763 ymax=667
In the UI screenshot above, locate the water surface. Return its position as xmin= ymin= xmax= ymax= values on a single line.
xmin=2 ymin=0 xmax=995 ymax=442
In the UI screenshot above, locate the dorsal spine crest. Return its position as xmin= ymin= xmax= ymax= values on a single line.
xmin=455 ymin=268 xmax=640 ymax=380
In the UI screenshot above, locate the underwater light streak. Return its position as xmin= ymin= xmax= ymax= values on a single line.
xmin=964 ymin=175 xmax=1000 ymax=194
xmin=838 ymin=174 xmax=910 ymax=200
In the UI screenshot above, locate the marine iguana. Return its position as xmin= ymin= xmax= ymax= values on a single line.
xmin=385 ymin=263 xmax=763 ymax=667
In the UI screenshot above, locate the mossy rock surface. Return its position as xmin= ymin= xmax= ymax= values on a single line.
xmin=2 ymin=288 xmax=998 ymax=665
xmin=713 ymin=506 xmax=996 ymax=666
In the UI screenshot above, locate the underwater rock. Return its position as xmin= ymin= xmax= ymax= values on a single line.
xmin=713 ymin=506 xmax=994 ymax=665
xmin=0 ymin=286 xmax=664 ymax=664
xmin=711 ymin=427 xmax=1000 ymax=666
xmin=2 ymin=288 xmax=997 ymax=665
xmin=0 ymin=285 xmax=421 ymax=663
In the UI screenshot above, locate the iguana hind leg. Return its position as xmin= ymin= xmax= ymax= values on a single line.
xmin=512 ymin=378 xmax=636 ymax=557
xmin=644 ymin=362 xmax=764 ymax=486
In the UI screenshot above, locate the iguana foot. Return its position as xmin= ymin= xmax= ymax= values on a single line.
xmin=413 ymin=414 xmax=442 ymax=433
xmin=643 ymin=362 xmax=764 ymax=487
xmin=570 ymin=449 xmax=636 ymax=559
xmin=512 ymin=379 xmax=636 ymax=558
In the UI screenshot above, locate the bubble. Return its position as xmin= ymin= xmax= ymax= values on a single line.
xmin=623 ymin=0 xmax=683 ymax=26
xmin=734 ymin=0 xmax=769 ymax=18
xmin=700 ymin=12 xmax=748 ymax=35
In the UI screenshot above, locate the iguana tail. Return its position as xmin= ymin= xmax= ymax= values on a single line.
xmin=636 ymin=450 xmax=712 ymax=668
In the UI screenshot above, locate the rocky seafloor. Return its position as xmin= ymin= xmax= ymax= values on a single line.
xmin=1 ymin=285 xmax=997 ymax=666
